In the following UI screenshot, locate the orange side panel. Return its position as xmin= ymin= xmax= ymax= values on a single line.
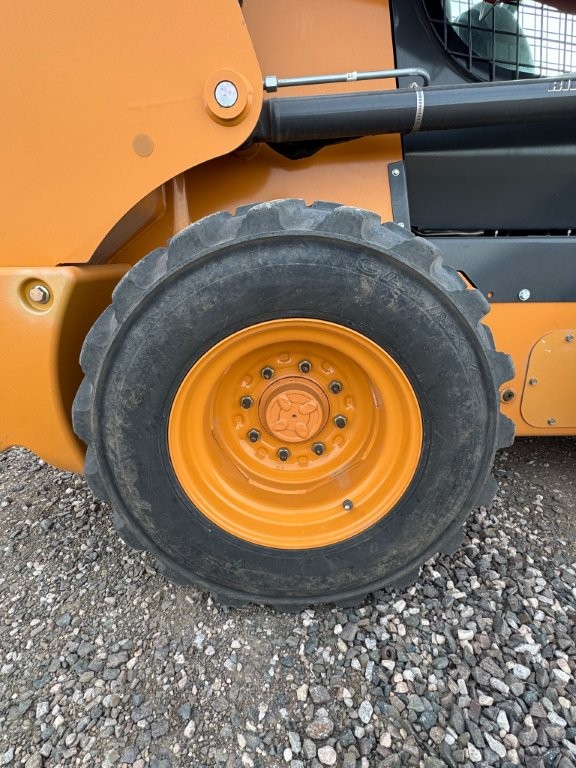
xmin=486 ymin=303 xmax=576 ymax=436
xmin=108 ymin=0 xmax=403 ymax=265
xmin=0 ymin=266 xmax=128 ymax=472
xmin=0 ymin=0 xmax=262 ymax=267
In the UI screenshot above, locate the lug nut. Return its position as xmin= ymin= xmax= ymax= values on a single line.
xmin=240 ymin=396 xmax=254 ymax=409
xmin=343 ymin=500 xmax=354 ymax=511
xmin=329 ymin=380 xmax=343 ymax=395
xmin=248 ymin=429 xmax=260 ymax=443
xmin=277 ymin=448 xmax=290 ymax=462
xmin=334 ymin=415 xmax=347 ymax=429
xmin=312 ymin=442 xmax=325 ymax=456
xmin=298 ymin=360 xmax=312 ymax=374
xmin=28 ymin=285 xmax=51 ymax=304
xmin=261 ymin=366 xmax=275 ymax=379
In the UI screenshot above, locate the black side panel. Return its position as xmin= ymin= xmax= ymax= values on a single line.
xmin=434 ymin=237 xmax=576 ymax=303
xmin=391 ymin=2 xmax=576 ymax=232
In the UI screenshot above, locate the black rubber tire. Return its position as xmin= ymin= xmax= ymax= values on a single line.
xmin=72 ymin=200 xmax=514 ymax=609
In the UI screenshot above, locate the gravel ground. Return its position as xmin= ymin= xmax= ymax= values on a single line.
xmin=0 ymin=438 xmax=575 ymax=768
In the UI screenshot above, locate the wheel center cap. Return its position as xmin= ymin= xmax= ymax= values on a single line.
xmin=259 ymin=376 xmax=330 ymax=443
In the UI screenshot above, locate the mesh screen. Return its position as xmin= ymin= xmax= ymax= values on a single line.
xmin=423 ymin=1 xmax=576 ymax=80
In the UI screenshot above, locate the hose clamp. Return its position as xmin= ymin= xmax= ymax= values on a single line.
xmin=410 ymin=83 xmax=425 ymax=134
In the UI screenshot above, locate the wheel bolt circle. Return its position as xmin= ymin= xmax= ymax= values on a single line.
xmin=248 ymin=429 xmax=260 ymax=443
xmin=334 ymin=415 xmax=347 ymax=429
xmin=261 ymin=366 xmax=275 ymax=379
xmin=298 ymin=360 xmax=312 ymax=374
xmin=312 ymin=442 xmax=325 ymax=456
xmin=241 ymin=396 xmax=253 ymax=409
xmin=277 ymin=448 xmax=290 ymax=462
xmin=329 ymin=380 xmax=343 ymax=395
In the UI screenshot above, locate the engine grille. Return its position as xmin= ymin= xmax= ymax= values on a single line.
xmin=422 ymin=0 xmax=576 ymax=80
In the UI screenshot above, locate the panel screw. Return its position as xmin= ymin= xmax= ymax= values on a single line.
xmin=28 ymin=285 xmax=51 ymax=304
xmin=241 ymin=396 xmax=253 ymax=409
xmin=261 ymin=366 xmax=275 ymax=379
xmin=334 ymin=415 xmax=347 ymax=429
xmin=566 ymin=334 xmax=574 ymax=343
xmin=277 ymin=448 xmax=290 ymax=462
xmin=248 ymin=430 xmax=260 ymax=443
xmin=298 ymin=360 xmax=312 ymax=374
xmin=501 ymin=389 xmax=515 ymax=403
xmin=392 ymin=168 xmax=400 ymax=177
xmin=518 ymin=289 xmax=531 ymax=302
xmin=548 ymin=418 xmax=557 ymax=426
xmin=329 ymin=380 xmax=343 ymax=395
xmin=312 ymin=442 xmax=325 ymax=456
xmin=343 ymin=500 xmax=354 ymax=511
xmin=529 ymin=378 xmax=538 ymax=386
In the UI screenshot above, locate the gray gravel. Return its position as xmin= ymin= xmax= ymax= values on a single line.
xmin=1 ymin=438 xmax=575 ymax=767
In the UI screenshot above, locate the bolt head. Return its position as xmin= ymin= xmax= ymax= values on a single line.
xmin=298 ymin=360 xmax=312 ymax=374
xmin=329 ymin=380 xmax=343 ymax=395
xmin=501 ymin=389 xmax=515 ymax=403
xmin=261 ymin=366 xmax=275 ymax=380
xmin=334 ymin=415 xmax=347 ymax=429
xmin=312 ymin=442 xmax=325 ymax=456
xmin=518 ymin=289 xmax=531 ymax=302
xmin=277 ymin=448 xmax=290 ymax=462
xmin=342 ymin=500 xmax=354 ymax=511
xmin=214 ymin=80 xmax=238 ymax=108
xmin=529 ymin=378 xmax=538 ymax=386
xmin=392 ymin=168 xmax=400 ymax=177
xmin=240 ymin=396 xmax=253 ymax=410
xmin=566 ymin=334 xmax=574 ymax=343
xmin=28 ymin=285 xmax=50 ymax=304
xmin=548 ymin=418 xmax=557 ymax=426
xmin=248 ymin=430 xmax=260 ymax=443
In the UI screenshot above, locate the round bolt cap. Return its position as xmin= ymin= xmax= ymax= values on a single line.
xmin=298 ymin=360 xmax=312 ymax=374
xmin=248 ymin=429 xmax=260 ymax=443
xmin=342 ymin=499 xmax=354 ymax=511
xmin=214 ymin=80 xmax=239 ymax=108
xmin=501 ymin=389 xmax=515 ymax=403
xmin=329 ymin=380 xmax=343 ymax=395
xmin=518 ymin=289 xmax=531 ymax=302
xmin=334 ymin=415 xmax=347 ymax=429
xmin=529 ymin=378 xmax=538 ymax=386
xmin=240 ymin=396 xmax=254 ymax=410
xmin=566 ymin=334 xmax=574 ymax=343
xmin=277 ymin=448 xmax=290 ymax=462
xmin=28 ymin=285 xmax=51 ymax=304
xmin=312 ymin=442 xmax=325 ymax=456
xmin=261 ymin=366 xmax=275 ymax=380
xmin=392 ymin=168 xmax=400 ymax=177
xmin=547 ymin=417 xmax=557 ymax=426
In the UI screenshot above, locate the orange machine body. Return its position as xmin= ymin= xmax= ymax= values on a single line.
xmin=0 ymin=0 xmax=574 ymax=472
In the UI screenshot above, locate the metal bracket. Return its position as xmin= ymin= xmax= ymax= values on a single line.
xmin=388 ymin=162 xmax=411 ymax=231
xmin=263 ymin=68 xmax=430 ymax=93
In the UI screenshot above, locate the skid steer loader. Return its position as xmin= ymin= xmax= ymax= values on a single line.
xmin=1 ymin=0 xmax=574 ymax=609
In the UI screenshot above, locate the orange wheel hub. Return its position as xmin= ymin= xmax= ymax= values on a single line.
xmin=168 ymin=319 xmax=423 ymax=549
xmin=259 ymin=376 xmax=330 ymax=443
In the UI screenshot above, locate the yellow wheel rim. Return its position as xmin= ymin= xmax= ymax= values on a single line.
xmin=168 ymin=319 xmax=423 ymax=549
